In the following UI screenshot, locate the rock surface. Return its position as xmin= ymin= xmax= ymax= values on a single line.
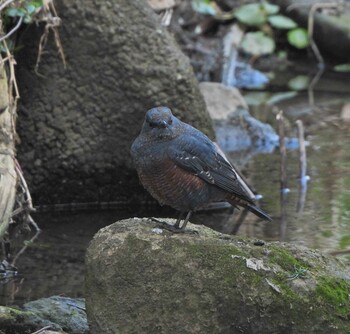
xmin=15 ymin=0 xmax=213 ymax=204
xmin=23 ymin=296 xmax=88 ymax=334
xmin=0 ymin=296 xmax=88 ymax=334
xmin=85 ymin=218 xmax=350 ymax=334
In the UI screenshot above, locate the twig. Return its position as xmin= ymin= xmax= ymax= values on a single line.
xmin=30 ymin=326 xmax=51 ymax=334
xmin=35 ymin=1 xmax=66 ymax=74
xmin=277 ymin=110 xmax=288 ymax=241
xmin=296 ymin=120 xmax=308 ymax=213
xmin=15 ymin=160 xmax=35 ymax=211
xmin=0 ymin=0 xmax=16 ymax=12
xmin=159 ymin=8 xmax=173 ymax=26
xmin=2 ymin=39 xmax=19 ymax=139
xmin=67 ymin=301 xmax=86 ymax=311
xmin=329 ymin=249 xmax=350 ymax=256
xmin=0 ymin=16 xmax=23 ymax=42
xmin=229 ymin=208 xmax=249 ymax=235
xmin=308 ymin=66 xmax=324 ymax=107
xmin=10 ymin=160 xmax=40 ymax=266
xmin=308 ymin=2 xmax=341 ymax=67
xmin=296 ymin=120 xmax=307 ymax=181
xmin=277 ymin=111 xmax=287 ymax=193
xmin=11 ymin=218 xmax=40 ymax=266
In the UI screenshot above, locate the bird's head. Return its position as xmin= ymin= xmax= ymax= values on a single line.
xmin=141 ymin=106 xmax=179 ymax=140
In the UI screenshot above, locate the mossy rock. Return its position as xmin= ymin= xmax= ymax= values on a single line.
xmin=0 ymin=297 xmax=88 ymax=334
xmin=0 ymin=306 xmax=54 ymax=334
xmin=85 ymin=218 xmax=350 ymax=334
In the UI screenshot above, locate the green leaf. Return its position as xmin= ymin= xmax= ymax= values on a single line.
xmin=234 ymin=2 xmax=280 ymax=26
xmin=261 ymin=2 xmax=280 ymax=15
xmin=30 ymin=0 xmax=44 ymax=8
xmin=240 ymin=31 xmax=275 ymax=56
xmin=334 ymin=64 xmax=350 ymax=72
xmin=191 ymin=0 xmax=217 ymax=16
xmin=234 ymin=3 xmax=268 ymax=26
xmin=6 ymin=8 xmax=24 ymax=17
xmin=287 ymin=28 xmax=309 ymax=49
xmin=288 ymin=75 xmax=310 ymax=91
xmin=23 ymin=15 xmax=33 ymax=23
xmin=25 ymin=4 xmax=36 ymax=14
xmin=268 ymin=15 xmax=297 ymax=29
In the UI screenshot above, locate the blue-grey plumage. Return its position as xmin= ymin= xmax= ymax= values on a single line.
xmin=131 ymin=106 xmax=271 ymax=230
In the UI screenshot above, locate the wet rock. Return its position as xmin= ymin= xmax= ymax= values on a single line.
xmin=199 ymin=82 xmax=278 ymax=156
xmin=16 ymin=0 xmax=213 ymax=204
xmin=0 ymin=305 xmax=59 ymax=334
xmin=199 ymin=82 xmax=248 ymax=119
xmin=23 ymin=296 xmax=88 ymax=334
xmin=0 ymin=297 xmax=88 ymax=334
xmin=85 ymin=218 xmax=350 ymax=334
xmin=215 ymin=108 xmax=278 ymax=154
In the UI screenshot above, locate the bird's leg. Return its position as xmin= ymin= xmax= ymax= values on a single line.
xmin=174 ymin=213 xmax=184 ymax=229
xmin=180 ymin=211 xmax=192 ymax=230
xmin=152 ymin=211 xmax=198 ymax=234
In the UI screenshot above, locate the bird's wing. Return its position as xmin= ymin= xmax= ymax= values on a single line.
xmin=167 ymin=133 xmax=254 ymax=203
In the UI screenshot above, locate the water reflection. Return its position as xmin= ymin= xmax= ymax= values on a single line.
xmin=237 ymin=90 xmax=350 ymax=251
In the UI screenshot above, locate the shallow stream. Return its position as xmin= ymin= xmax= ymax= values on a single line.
xmin=1 ymin=70 xmax=350 ymax=306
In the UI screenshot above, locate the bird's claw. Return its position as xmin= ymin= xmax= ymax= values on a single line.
xmin=150 ymin=218 xmax=199 ymax=235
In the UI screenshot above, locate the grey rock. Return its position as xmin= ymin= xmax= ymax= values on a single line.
xmin=23 ymin=296 xmax=88 ymax=334
xmin=16 ymin=0 xmax=213 ymax=204
xmin=85 ymin=217 xmax=350 ymax=334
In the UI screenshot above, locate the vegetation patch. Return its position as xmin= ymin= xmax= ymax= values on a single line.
xmin=316 ymin=277 xmax=350 ymax=317
xmin=268 ymin=244 xmax=310 ymax=271
xmin=339 ymin=235 xmax=350 ymax=249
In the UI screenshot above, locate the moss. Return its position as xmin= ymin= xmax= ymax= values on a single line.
xmin=87 ymin=219 xmax=350 ymax=333
xmin=268 ymin=277 xmax=299 ymax=299
xmin=339 ymin=235 xmax=350 ymax=249
xmin=321 ymin=230 xmax=333 ymax=238
xmin=268 ymin=244 xmax=309 ymax=271
xmin=316 ymin=277 xmax=350 ymax=317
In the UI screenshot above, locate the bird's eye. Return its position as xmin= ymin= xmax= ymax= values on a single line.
xmin=168 ymin=118 xmax=173 ymax=125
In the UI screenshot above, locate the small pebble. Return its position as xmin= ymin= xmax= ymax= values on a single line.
xmin=152 ymin=228 xmax=163 ymax=235
xmin=253 ymin=240 xmax=265 ymax=246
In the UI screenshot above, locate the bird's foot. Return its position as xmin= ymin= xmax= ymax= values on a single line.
xmin=150 ymin=218 xmax=199 ymax=235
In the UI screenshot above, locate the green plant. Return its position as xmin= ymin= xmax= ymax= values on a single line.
xmin=287 ymin=265 xmax=308 ymax=280
xmin=191 ymin=0 xmax=310 ymax=56
xmin=5 ymin=0 xmax=43 ymax=23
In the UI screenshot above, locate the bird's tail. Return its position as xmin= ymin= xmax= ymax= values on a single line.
xmin=226 ymin=196 xmax=272 ymax=222
xmin=244 ymin=203 xmax=272 ymax=221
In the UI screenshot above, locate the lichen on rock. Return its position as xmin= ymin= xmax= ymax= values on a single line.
xmin=85 ymin=218 xmax=350 ymax=334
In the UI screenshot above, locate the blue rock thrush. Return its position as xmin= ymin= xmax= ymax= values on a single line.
xmin=131 ymin=106 xmax=271 ymax=231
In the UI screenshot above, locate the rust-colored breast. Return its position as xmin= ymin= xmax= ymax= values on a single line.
xmin=138 ymin=157 xmax=212 ymax=212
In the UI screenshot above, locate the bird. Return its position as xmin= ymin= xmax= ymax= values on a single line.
xmin=131 ymin=106 xmax=271 ymax=231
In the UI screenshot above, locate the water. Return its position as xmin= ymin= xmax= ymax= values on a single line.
xmin=1 ymin=75 xmax=350 ymax=306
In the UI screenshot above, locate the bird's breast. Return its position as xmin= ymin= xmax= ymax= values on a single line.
xmin=136 ymin=154 xmax=215 ymax=212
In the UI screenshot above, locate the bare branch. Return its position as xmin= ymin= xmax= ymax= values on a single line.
xmin=0 ymin=16 xmax=23 ymax=42
xmin=0 ymin=0 xmax=16 ymax=12
xmin=30 ymin=326 xmax=52 ymax=334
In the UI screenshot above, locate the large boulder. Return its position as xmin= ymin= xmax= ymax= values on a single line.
xmin=15 ymin=0 xmax=213 ymax=204
xmin=85 ymin=218 xmax=350 ymax=334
